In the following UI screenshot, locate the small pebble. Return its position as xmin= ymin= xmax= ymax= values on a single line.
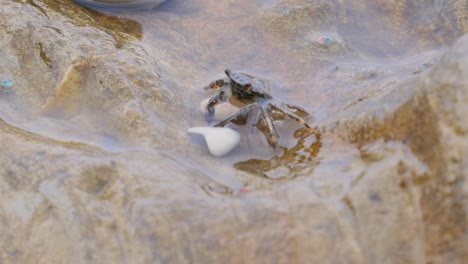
xmin=188 ymin=127 xmax=241 ymax=157
xmin=316 ymin=36 xmax=333 ymax=47
xmin=1 ymin=79 xmax=13 ymax=90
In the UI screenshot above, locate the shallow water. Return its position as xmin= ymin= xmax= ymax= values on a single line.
xmin=108 ymin=0 xmax=460 ymax=182
xmin=0 ymin=0 xmax=466 ymax=262
xmin=1 ymin=0 xmax=463 ymax=190
xmin=2 ymin=0 xmax=462 ymax=188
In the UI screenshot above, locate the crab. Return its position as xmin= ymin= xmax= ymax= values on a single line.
xmin=203 ymin=69 xmax=312 ymax=148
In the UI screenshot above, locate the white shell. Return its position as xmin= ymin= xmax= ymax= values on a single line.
xmin=188 ymin=127 xmax=241 ymax=157
xmin=199 ymin=98 xmax=239 ymax=121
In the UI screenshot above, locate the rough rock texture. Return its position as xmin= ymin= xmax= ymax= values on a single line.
xmin=0 ymin=0 xmax=467 ymax=263
xmin=72 ymin=0 xmax=166 ymax=11
xmin=334 ymin=34 xmax=468 ymax=263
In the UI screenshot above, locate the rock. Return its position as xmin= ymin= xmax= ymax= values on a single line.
xmin=188 ymin=127 xmax=241 ymax=157
xmin=0 ymin=0 xmax=466 ymax=263
xmin=72 ymin=0 xmax=167 ymax=10
xmin=332 ymin=34 xmax=468 ymax=263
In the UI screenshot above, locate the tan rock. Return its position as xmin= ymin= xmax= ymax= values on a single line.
xmin=0 ymin=0 xmax=466 ymax=263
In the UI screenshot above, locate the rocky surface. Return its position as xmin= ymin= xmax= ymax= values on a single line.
xmin=0 ymin=0 xmax=467 ymax=263
xmin=72 ymin=0 xmax=166 ymax=10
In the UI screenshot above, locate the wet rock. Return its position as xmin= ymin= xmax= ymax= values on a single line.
xmin=0 ymin=0 xmax=467 ymax=263
xmin=258 ymin=0 xmax=466 ymax=58
xmin=331 ymin=34 xmax=468 ymax=263
xmin=72 ymin=0 xmax=166 ymax=11
xmin=0 ymin=0 xmax=181 ymax=147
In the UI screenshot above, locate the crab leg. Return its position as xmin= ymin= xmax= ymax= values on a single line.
xmin=282 ymin=103 xmax=309 ymax=117
xmin=272 ymin=103 xmax=311 ymax=128
xmin=248 ymin=107 xmax=262 ymax=133
xmin=203 ymin=77 xmax=230 ymax=90
xmin=258 ymin=105 xmax=280 ymax=148
xmin=205 ymin=87 xmax=231 ymax=119
xmin=213 ymin=103 xmax=257 ymax=127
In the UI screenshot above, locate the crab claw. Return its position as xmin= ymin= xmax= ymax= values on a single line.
xmin=205 ymin=106 xmax=215 ymax=120
xmin=204 ymin=79 xmax=227 ymax=90
xmin=205 ymin=97 xmax=219 ymax=119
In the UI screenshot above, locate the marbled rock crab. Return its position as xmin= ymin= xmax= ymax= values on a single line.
xmin=204 ymin=69 xmax=312 ymax=148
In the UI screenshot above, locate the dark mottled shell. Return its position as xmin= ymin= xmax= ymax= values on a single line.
xmin=225 ymin=69 xmax=272 ymax=94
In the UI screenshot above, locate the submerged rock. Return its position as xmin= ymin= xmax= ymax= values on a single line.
xmin=0 ymin=0 xmax=466 ymax=263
